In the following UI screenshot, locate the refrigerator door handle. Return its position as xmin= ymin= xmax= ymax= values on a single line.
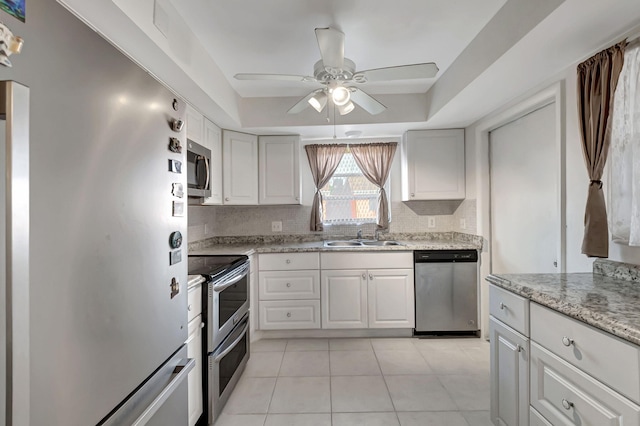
xmin=131 ymin=358 xmax=195 ymax=426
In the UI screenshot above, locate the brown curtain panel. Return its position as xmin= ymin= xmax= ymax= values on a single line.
xmin=305 ymin=144 xmax=347 ymax=231
xmin=577 ymin=41 xmax=626 ymax=258
xmin=350 ymin=142 xmax=398 ymax=229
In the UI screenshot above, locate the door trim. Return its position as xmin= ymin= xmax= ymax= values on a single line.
xmin=474 ymin=81 xmax=565 ymax=337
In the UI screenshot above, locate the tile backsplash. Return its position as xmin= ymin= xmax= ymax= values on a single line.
xmin=188 ymin=199 xmax=477 ymax=243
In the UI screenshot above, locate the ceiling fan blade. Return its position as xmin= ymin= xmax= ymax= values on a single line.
xmin=356 ymin=63 xmax=439 ymax=82
xmin=234 ymin=73 xmax=317 ymax=82
xmin=315 ymin=27 xmax=344 ymax=70
xmin=350 ymin=88 xmax=386 ymax=115
xmin=287 ymin=91 xmax=318 ymax=114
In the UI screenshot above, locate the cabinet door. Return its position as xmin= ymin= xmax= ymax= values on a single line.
xmin=185 ymin=104 xmax=204 ymax=144
xmin=186 ymin=316 xmax=203 ymax=426
xmin=401 ymin=129 xmax=465 ymax=200
xmin=368 ymin=269 xmax=414 ymax=328
xmin=321 ymin=270 xmax=367 ymax=329
xmin=258 ymin=135 xmax=301 ymax=205
xmin=222 ymin=130 xmax=258 ymax=204
xmin=490 ymin=317 xmax=529 ymax=426
xmin=201 ymin=118 xmax=222 ymax=205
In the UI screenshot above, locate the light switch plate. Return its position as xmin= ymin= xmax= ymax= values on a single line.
xmin=272 ymin=221 xmax=283 ymax=232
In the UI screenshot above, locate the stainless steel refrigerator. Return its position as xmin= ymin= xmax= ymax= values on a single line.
xmin=0 ymin=2 xmax=195 ymax=423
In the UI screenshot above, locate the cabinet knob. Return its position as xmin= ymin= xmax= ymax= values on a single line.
xmin=561 ymin=399 xmax=574 ymax=410
xmin=369 ymin=274 xmax=373 ymax=280
xmin=362 ymin=273 xmax=366 ymax=280
xmin=411 ymin=193 xmax=415 ymax=198
xmin=286 ymin=312 xmax=291 ymax=318
xmin=225 ymin=197 xmax=229 ymax=201
xmin=295 ymin=196 xmax=299 ymax=200
xmin=499 ymin=302 xmax=506 ymax=310
xmin=516 ymin=344 xmax=523 ymax=353
xmin=562 ymin=336 xmax=574 ymax=347
xmin=286 ymin=259 xmax=291 ymax=264
xmin=188 ymin=304 xmax=192 ymax=312
xmin=286 ymin=282 xmax=291 ymax=288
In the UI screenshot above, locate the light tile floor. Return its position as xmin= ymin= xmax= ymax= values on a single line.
xmin=216 ymin=337 xmax=491 ymax=426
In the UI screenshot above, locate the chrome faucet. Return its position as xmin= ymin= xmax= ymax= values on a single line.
xmin=356 ymin=229 xmax=363 ymax=240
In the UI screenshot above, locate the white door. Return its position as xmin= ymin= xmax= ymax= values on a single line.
xmin=321 ymin=270 xmax=368 ymax=329
xmin=222 ymin=130 xmax=258 ymax=205
xmin=368 ymin=269 xmax=414 ymax=328
xmin=490 ymin=102 xmax=559 ymax=273
xmin=490 ymin=317 xmax=529 ymax=426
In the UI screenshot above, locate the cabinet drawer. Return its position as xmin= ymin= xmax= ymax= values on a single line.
xmin=187 ymin=283 xmax=202 ymax=323
xmin=531 ymin=303 xmax=640 ymax=404
xmin=259 ymin=270 xmax=320 ymax=300
xmin=259 ymin=300 xmax=321 ymax=330
xmin=489 ymin=284 xmax=529 ymax=336
xmin=321 ymin=251 xmax=413 ymax=270
xmin=259 ymin=253 xmax=319 ymax=271
xmin=531 ymin=342 xmax=640 ymax=426
xmin=530 ymin=407 xmax=552 ymax=426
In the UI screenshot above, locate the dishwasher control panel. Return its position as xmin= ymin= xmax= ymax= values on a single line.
xmin=414 ymin=250 xmax=478 ymax=263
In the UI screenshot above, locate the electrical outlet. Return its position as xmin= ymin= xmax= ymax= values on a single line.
xmin=427 ymin=217 xmax=436 ymax=228
xmin=460 ymin=219 xmax=466 ymax=230
xmin=272 ymin=221 xmax=283 ymax=232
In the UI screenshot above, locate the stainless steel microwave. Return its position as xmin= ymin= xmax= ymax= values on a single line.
xmin=186 ymin=140 xmax=211 ymax=198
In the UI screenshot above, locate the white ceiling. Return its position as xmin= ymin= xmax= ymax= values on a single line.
xmin=59 ymin=0 xmax=640 ymax=139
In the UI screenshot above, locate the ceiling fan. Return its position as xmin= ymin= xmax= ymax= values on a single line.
xmin=234 ymin=27 xmax=439 ymax=116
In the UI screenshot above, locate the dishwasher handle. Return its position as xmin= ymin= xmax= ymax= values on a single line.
xmin=414 ymin=250 xmax=478 ymax=263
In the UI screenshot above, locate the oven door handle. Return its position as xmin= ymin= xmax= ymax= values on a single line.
xmin=213 ymin=321 xmax=249 ymax=363
xmin=212 ymin=265 xmax=249 ymax=293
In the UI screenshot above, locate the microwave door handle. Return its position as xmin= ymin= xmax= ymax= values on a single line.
xmin=204 ymin=156 xmax=210 ymax=190
xmin=213 ymin=322 xmax=249 ymax=363
xmin=212 ymin=266 xmax=249 ymax=293
xmin=131 ymin=358 xmax=195 ymax=426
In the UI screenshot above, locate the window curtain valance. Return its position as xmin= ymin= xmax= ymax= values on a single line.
xmin=304 ymin=144 xmax=347 ymax=231
xmin=577 ymin=40 xmax=626 ymax=258
xmin=349 ymin=142 xmax=398 ymax=229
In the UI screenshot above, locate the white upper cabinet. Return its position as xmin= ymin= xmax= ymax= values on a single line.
xmin=401 ymin=129 xmax=465 ymax=200
xmin=258 ymin=135 xmax=301 ymax=205
xmin=202 ymin=119 xmax=222 ymax=205
xmin=223 ymin=130 xmax=258 ymax=205
xmin=185 ymin=104 xmax=204 ymax=144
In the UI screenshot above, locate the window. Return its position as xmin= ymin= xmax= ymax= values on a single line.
xmin=320 ymin=152 xmax=384 ymax=225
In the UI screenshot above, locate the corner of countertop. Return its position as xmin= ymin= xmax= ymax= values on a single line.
xmin=593 ymin=258 xmax=640 ymax=283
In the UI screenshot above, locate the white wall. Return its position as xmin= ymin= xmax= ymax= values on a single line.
xmin=467 ymin=52 xmax=640 ymax=277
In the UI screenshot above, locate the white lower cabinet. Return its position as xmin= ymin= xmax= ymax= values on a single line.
xmin=321 ymin=270 xmax=368 ymax=329
xmin=529 ymin=407 xmax=552 ymax=426
xmin=321 ymin=268 xmax=414 ymax=329
xmin=186 ymin=283 xmax=203 ymax=426
xmin=531 ymin=342 xmax=640 ymax=426
xmin=490 ymin=317 xmax=529 ymax=426
xmin=260 ymin=300 xmax=321 ymax=330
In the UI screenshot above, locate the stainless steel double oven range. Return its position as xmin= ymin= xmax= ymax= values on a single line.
xmin=189 ymin=255 xmax=250 ymax=424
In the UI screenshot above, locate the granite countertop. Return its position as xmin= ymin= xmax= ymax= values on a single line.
xmin=188 ymin=233 xmax=482 ymax=256
xmin=487 ymin=259 xmax=640 ymax=346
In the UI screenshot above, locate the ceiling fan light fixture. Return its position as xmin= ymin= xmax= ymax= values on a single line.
xmin=331 ymin=86 xmax=351 ymax=106
xmin=338 ymin=101 xmax=355 ymax=115
xmin=308 ymin=91 xmax=327 ymax=112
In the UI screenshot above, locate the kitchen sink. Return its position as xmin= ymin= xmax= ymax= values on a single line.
xmin=323 ymin=240 xmax=403 ymax=248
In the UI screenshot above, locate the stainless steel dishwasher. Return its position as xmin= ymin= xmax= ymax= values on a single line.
xmin=414 ymin=250 xmax=479 ymax=334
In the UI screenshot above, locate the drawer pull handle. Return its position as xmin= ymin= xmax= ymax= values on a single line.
xmin=286 ymin=312 xmax=291 ymax=318
xmin=562 ymin=399 xmax=574 ymax=410
xmin=562 ymin=336 xmax=574 ymax=347
xmin=286 ymin=259 xmax=291 ymax=264
xmin=499 ymin=302 xmax=506 ymax=310
xmin=286 ymin=282 xmax=291 ymax=287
